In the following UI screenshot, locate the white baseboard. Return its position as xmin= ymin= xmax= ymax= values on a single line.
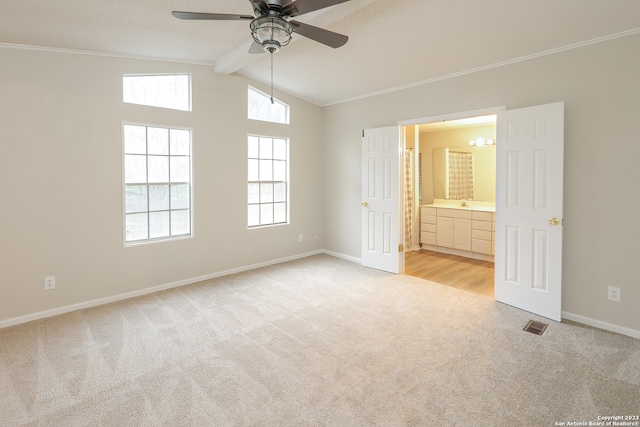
xmin=5 ymin=251 xmax=637 ymax=342
xmin=562 ymin=311 xmax=640 ymax=340
xmin=321 ymin=249 xmax=361 ymax=264
xmin=0 ymin=250 xmax=323 ymax=329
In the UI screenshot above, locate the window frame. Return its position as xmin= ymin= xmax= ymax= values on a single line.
xmin=122 ymin=73 xmax=192 ymax=112
xmin=122 ymin=121 xmax=194 ymax=247
xmin=247 ymin=85 xmax=290 ymax=124
xmin=247 ymin=134 xmax=290 ymax=229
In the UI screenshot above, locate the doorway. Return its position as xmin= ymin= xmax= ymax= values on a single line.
xmin=401 ymin=109 xmax=500 ymax=297
xmin=391 ymin=102 xmax=564 ymax=321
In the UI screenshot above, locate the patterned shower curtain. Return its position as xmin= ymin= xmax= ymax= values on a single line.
xmin=448 ymin=151 xmax=474 ymax=200
xmin=404 ymin=149 xmax=413 ymax=250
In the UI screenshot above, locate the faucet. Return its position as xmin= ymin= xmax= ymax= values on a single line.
xmin=460 ymin=199 xmax=467 ymax=207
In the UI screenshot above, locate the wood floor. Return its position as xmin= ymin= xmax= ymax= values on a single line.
xmin=404 ymin=249 xmax=494 ymax=297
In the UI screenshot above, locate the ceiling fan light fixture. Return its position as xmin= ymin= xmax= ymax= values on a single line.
xmin=251 ymin=16 xmax=293 ymax=53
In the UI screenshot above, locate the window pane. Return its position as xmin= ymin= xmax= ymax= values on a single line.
xmin=170 ymin=156 xmax=189 ymax=182
xmin=248 ymin=205 xmax=260 ymax=227
xmin=171 ymin=210 xmax=190 ymax=235
xmin=125 ymin=185 xmax=147 ymax=213
xmin=149 ymin=185 xmax=170 ymax=211
xmin=149 ymin=211 xmax=170 ymax=238
xmin=248 ymin=136 xmax=259 ymax=158
xmin=171 ymin=184 xmax=189 ymax=209
xmin=124 ymin=123 xmax=192 ymax=244
xmin=148 ymin=127 xmax=169 ymax=155
xmin=273 ymin=160 xmax=286 ymax=181
xmin=126 ymin=213 xmax=148 ymax=241
xmin=248 ymin=183 xmax=259 ymax=204
xmin=248 ymin=159 xmax=259 ymax=181
xmin=170 ymin=129 xmax=190 ymax=155
xmin=124 ymin=125 xmax=147 ymax=154
xmin=124 ymin=155 xmax=147 ymax=183
xmin=260 ymin=183 xmax=273 ymax=203
xmin=247 ymin=135 xmax=288 ymax=228
xmin=123 ymin=74 xmax=191 ymax=111
xmin=273 ymin=138 xmax=287 ymax=160
xmin=259 ymin=137 xmax=273 ymax=159
xmin=274 ymin=202 xmax=286 ymax=223
xmin=260 ymin=204 xmax=273 ymax=225
xmin=148 ymin=156 xmax=169 ymax=182
xmin=247 ymin=86 xmax=289 ymax=124
xmin=259 ymin=160 xmax=272 ymax=181
xmin=274 ymin=182 xmax=286 ymax=203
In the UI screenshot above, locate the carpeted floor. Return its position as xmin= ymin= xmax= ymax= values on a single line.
xmin=1 ymin=254 xmax=639 ymax=426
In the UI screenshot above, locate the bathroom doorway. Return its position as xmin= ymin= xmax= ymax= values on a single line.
xmin=402 ymin=110 xmax=498 ymax=298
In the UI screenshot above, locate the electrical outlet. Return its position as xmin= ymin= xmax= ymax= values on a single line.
xmin=298 ymin=234 xmax=304 ymax=243
xmin=608 ymin=286 xmax=621 ymax=303
xmin=44 ymin=276 xmax=56 ymax=290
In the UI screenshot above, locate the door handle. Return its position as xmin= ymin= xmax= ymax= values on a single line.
xmin=362 ymin=202 xmax=368 ymax=207
xmin=548 ymin=217 xmax=559 ymax=226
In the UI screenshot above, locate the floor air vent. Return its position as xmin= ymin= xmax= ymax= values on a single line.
xmin=523 ymin=320 xmax=548 ymax=336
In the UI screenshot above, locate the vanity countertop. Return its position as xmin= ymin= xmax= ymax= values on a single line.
xmin=422 ymin=203 xmax=495 ymax=213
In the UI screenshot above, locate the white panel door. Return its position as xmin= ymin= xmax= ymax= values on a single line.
xmin=361 ymin=126 xmax=403 ymax=273
xmin=495 ymin=102 xmax=564 ymax=321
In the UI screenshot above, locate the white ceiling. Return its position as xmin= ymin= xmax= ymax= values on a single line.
xmin=2 ymin=0 xmax=640 ymax=106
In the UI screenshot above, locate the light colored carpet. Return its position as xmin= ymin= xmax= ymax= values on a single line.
xmin=1 ymin=254 xmax=639 ymax=426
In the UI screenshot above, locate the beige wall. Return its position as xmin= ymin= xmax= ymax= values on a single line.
xmin=322 ymin=33 xmax=640 ymax=334
xmin=0 ymin=47 xmax=324 ymax=324
xmin=2 ymin=34 xmax=639 ymax=337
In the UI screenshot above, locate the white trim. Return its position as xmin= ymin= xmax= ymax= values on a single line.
xmin=321 ymin=249 xmax=361 ymax=264
xmin=326 ymin=28 xmax=640 ymax=107
xmin=561 ymin=311 xmax=640 ymax=340
xmin=5 ymin=28 xmax=640 ymax=108
xmin=398 ymin=106 xmax=506 ymax=127
xmin=0 ymin=42 xmax=214 ymax=66
xmin=0 ymin=250 xmax=322 ymax=329
xmin=3 ymin=249 xmax=638 ymax=342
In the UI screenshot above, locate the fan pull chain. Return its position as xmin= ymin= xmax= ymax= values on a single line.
xmin=270 ymin=51 xmax=274 ymax=104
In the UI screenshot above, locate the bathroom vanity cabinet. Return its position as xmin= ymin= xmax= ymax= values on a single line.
xmin=420 ymin=205 xmax=495 ymax=262
xmin=436 ymin=209 xmax=471 ymax=251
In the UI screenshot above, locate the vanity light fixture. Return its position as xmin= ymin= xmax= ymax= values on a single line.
xmin=469 ymin=138 xmax=495 ymax=147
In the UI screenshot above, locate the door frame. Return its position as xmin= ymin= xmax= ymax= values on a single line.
xmin=397 ymin=105 xmax=507 ymax=289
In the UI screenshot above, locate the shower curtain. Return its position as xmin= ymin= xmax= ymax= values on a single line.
xmin=448 ymin=151 xmax=474 ymax=200
xmin=404 ymin=149 xmax=413 ymax=250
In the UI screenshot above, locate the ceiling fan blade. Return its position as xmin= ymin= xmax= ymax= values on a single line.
xmin=248 ymin=0 xmax=271 ymax=16
xmin=171 ymin=11 xmax=254 ymax=21
xmin=248 ymin=41 xmax=266 ymax=54
xmin=283 ymin=0 xmax=351 ymax=17
xmin=290 ymin=20 xmax=348 ymax=48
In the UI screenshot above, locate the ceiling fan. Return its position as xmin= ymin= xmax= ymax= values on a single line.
xmin=172 ymin=0 xmax=351 ymax=54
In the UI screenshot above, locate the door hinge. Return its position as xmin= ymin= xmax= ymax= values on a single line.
xmin=398 ymin=244 xmax=403 ymax=253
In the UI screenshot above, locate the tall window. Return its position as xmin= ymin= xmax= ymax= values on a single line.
xmin=247 ymin=86 xmax=289 ymax=124
xmin=123 ymin=74 xmax=191 ymax=111
xmin=248 ymin=135 xmax=289 ymax=227
xmin=123 ymin=124 xmax=192 ymax=244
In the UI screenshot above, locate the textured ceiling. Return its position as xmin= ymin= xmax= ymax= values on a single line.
xmin=2 ymin=0 xmax=640 ymax=105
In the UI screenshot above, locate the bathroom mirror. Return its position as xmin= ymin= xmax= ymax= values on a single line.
xmin=431 ymin=146 xmax=496 ymax=202
xmin=419 ymin=119 xmax=497 ymax=203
